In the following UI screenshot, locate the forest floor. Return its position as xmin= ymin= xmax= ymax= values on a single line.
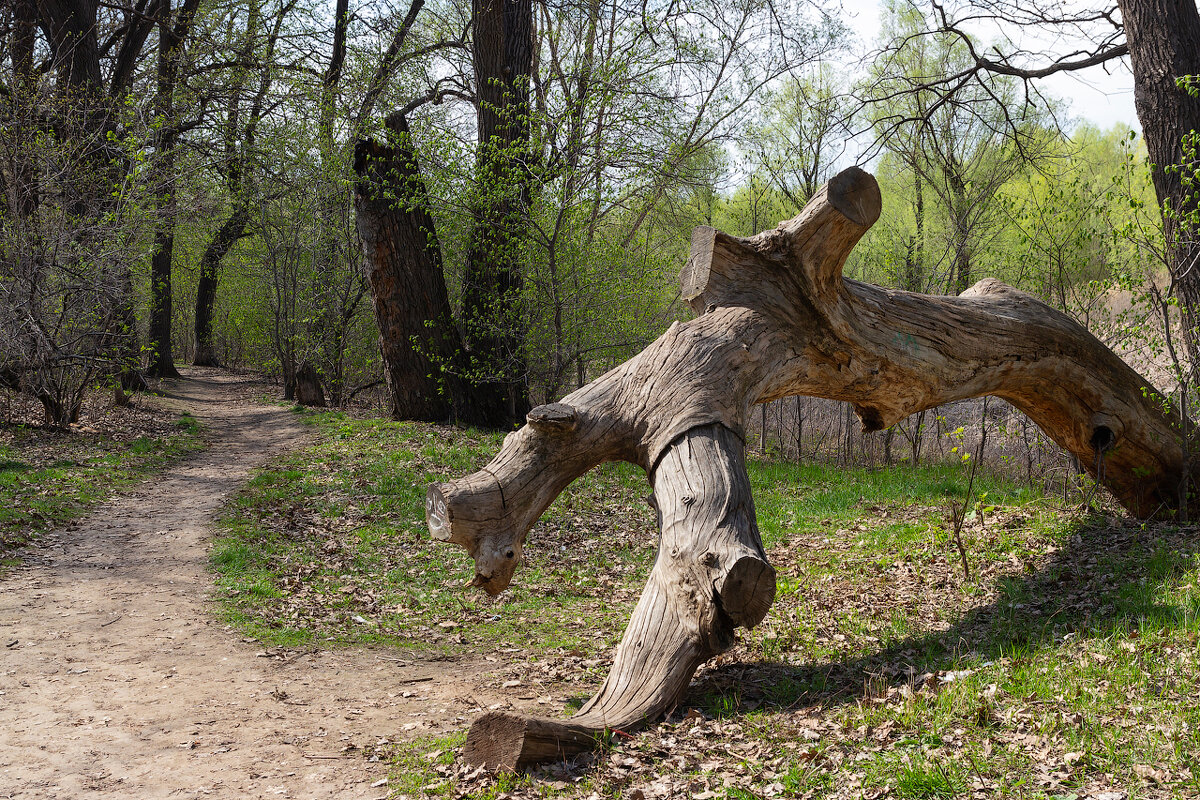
xmin=0 ymin=370 xmax=513 ymax=800
xmin=210 ymin=408 xmax=1200 ymax=800
xmin=3 ymin=373 xmax=1199 ymax=800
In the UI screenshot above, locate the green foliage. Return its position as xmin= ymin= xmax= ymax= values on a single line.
xmin=139 ymin=0 xmax=853 ymax=406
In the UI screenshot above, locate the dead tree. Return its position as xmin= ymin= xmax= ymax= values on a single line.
xmin=426 ymin=167 xmax=1188 ymax=771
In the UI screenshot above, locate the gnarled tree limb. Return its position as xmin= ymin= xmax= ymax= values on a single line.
xmin=427 ymin=166 xmax=1187 ymax=770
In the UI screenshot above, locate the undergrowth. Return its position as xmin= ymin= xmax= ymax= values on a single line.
xmin=210 ymin=409 xmax=1200 ymax=799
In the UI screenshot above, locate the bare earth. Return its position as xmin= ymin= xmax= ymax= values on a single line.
xmin=0 ymin=371 xmax=502 ymax=799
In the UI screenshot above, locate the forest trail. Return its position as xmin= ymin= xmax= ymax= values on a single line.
xmin=0 ymin=371 xmax=501 ymax=800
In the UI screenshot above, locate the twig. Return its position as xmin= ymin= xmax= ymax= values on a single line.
xmin=965 ymin=748 xmax=991 ymax=790
xmin=949 ymin=397 xmax=990 ymax=581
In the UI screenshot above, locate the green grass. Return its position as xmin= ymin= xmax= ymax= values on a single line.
xmin=210 ymin=410 xmax=655 ymax=653
xmin=387 ymin=732 xmax=467 ymax=798
xmin=0 ymin=410 xmax=205 ymax=553
xmin=895 ymin=760 xmax=962 ymax=799
xmin=208 ymin=411 xmax=1200 ymax=799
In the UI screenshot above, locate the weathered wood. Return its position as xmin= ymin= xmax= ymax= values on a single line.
xmin=292 ymin=361 xmax=326 ymax=408
xmin=429 ymin=166 xmax=1189 ymax=770
xmin=462 ymin=712 xmax=601 ymax=771
xmin=460 ymin=424 xmax=771 ymax=770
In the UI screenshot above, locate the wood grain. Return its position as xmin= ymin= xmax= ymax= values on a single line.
xmin=430 ymin=166 xmax=1188 ymax=770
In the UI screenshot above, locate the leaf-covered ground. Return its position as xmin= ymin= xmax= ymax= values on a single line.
xmin=212 ymin=410 xmax=1200 ymax=799
xmin=0 ymin=390 xmax=204 ymax=555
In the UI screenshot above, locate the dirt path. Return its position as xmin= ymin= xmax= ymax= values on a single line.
xmin=0 ymin=371 xmax=501 ymax=799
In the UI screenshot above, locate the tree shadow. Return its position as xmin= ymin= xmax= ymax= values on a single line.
xmin=685 ymin=516 xmax=1200 ymax=716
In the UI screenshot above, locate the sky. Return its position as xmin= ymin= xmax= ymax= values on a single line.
xmin=837 ymin=0 xmax=1141 ymax=132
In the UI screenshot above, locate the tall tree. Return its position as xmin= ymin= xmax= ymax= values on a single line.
xmin=147 ymin=0 xmax=202 ymax=378
xmin=901 ymin=0 xmax=1200 ymax=362
xmin=868 ymin=4 xmax=1052 ymax=294
xmin=458 ymin=0 xmax=535 ymax=427
xmin=1 ymin=0 xmax=162 ymax=422
xmin=192 ymin=0 xmax=288 ymax=367
xmin=355 ymin=113 xmax=465 ymax=421
xmin=354 ymin=0 xmax=843 ymax=423
xmin=750 ymin=65 xmax=852 ymax=209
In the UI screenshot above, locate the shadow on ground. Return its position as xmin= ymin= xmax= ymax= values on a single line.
xmin=685 ymin=516 xmax=1200 ymax=714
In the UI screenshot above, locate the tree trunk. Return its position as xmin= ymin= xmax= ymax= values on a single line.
xmin=948 ymin=168 xmax=970 ymax=295
xmin=462 ymin=424 xmax=772 ymax=769
xmin=193 ymin=4 xmax=278 ymax=369
xmin=1119 ymin=0 xmax=1200 ymax=363
xmin=193 ymin=206 xmax=248 ymax=366
xmin=429 ymin=167 xmax=1190 ymax=770
xmin=293 ymin=361 xmax=326 ymax=407
xmin=41 ymin=0 xmax=103 ymax=92
xmin=459 ymin=0 xmax=534 ymax=428
xmin=147 ymin=224 xmax=180 ymax=378
xmin=146 ymin=0 xmax=198 ymax=379
xmin=353 ymin=113 xmax=464 ymax=421
xmin=307 ymin=0 xmax=352 ymax=405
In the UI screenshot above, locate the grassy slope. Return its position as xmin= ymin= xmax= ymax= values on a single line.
xmin=0 ymin=409 xmax=204 ymax=558
xmin=212 ymin=409 xmax=1200 ymax=799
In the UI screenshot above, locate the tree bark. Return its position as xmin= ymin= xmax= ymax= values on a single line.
xmin=40 ymin=0 xmax=103 ymax=92
xmin=353 ymin=113 xmax=465 ymax=421
xmin=193 ymin=206 xmax=248 ymax=367
xmin=459 ymin=0 xmax=534 ymax=428
xmin=147 ymin=220 xmax=180 ymax=378
xmin=293 ymin=361 xmax=326 ymax=407
xmin=308 ymin=0 xmax=352 ymax=404
xmin=462 ymin=424 xmax=772 ymax=770
xmin=428 ymin=167 xmax=1190 ymax=770
xmin=147 ymin=0 xmax=200 ymax=379
xmin=1119 ymin=0 xmax=1200 ymax=363
xmin=11 ymin=0 xmax=39 ymax=218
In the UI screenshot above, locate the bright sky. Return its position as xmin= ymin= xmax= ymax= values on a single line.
xmin=837 ymin=0 xmax=1141 ymax=133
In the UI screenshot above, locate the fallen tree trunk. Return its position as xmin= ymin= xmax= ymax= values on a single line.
xmin=427 ymin=166 xmax=1189 ymax=770
xmin=460 ymin=423 xmax=773 ymax=770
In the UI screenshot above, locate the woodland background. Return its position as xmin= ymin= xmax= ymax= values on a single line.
xmin=2 ymin=0 xmax=1197 ymax=492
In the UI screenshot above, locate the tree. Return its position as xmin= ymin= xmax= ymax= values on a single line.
xmin=146 ymin=0 xmax=203 ymax=378
xmin=457 ymin=0 xmax=535 ymax=427
xmin=998 ymin=126 xmax=1136 ymax=320
xmin=748 ymin=64 xmax=853 ymax=209
xmin=354 ymin=0 xmax=846 ymax=424
xmin=1 ymin=0 xmax=170 ymax=420
xmin=867 ymin=3 xmax=1054 ymax=294
xmin=890 ymin=0 xmax=1200 ymax=365
xmin=192 ymin=0 xmax=290 ymax=368
xmin=0 ymin=89 xmax=159 ymax=424
xmin=354 ymin=113 xmax=465 ymax=421
xmin=429 ymin=168 xmax=1189 ymax=770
